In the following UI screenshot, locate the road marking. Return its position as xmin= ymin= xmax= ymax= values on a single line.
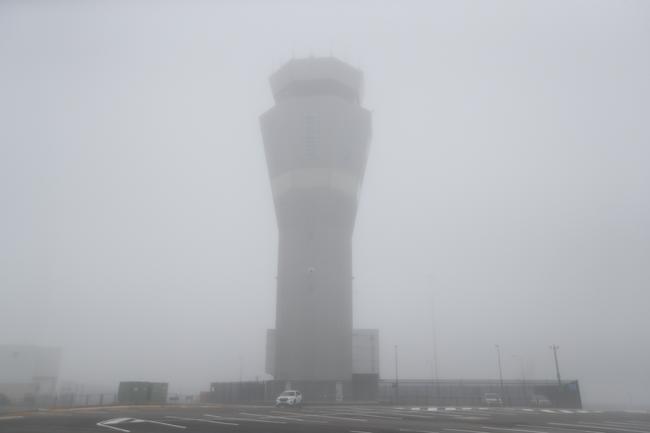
xmin=133 ymin=419 xmax=186 ymax=429
xmin=517 ymin=425 xmax=610 ymax=433
xmin=299 ymin=413 xmax=367 ymax=422
xmin=204 ymin=414 xmax=286 ymax=424
xmin=246 ymin=412 xmax=328 ymax=423
xmin=97 ymin=417 xmax=186 ymax=431
xmin=97 ymin=423 xmax=130 ymax=433
xmin=577 ymin=422 xmax=650 ymax=433
xmin=604 ymin=422 xmax=650 ymax=429
xmin=445 ymin=429 xmax=486 ymax=433
xmin=400 ymin=429 xmax=439 ymax=433
xmin=559 ymin=410 xmax=575 ymax=414
xmin=399 ymin=413 xmax=455 ymax=420
xmin=445 ymin=407 xmax=458 ymax=411
xmin=551 ymin=422 xmax=650 ymax=433
xmin=332 ymin=412 xmax=399 ymax=420
xmin=102 ymin=418 xmax=132 ymax=424
xmin=350 ymin=431 xmax=373 ymax=433
xmin=165 ymin=416 xmax=236 ymax=426
xmin=482 ymin=426 xmax=552 ymax=433
xmin=97 ymin=418 xmax=135 ymax=432
xmin=0 ymin=416 xmax=24 ymax=421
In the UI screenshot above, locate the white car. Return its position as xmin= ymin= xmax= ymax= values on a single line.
xmin=275 ymin=390 xmax=303 ymax=407
xmin=482 ymin=392 xmax=504 ymax=407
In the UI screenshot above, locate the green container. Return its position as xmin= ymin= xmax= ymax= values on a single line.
xmin=117 ymin=381 xmax=168 ymax=404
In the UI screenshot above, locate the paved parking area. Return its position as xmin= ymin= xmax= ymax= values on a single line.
xmin=1 ymin=404 xmax=649 ymax=433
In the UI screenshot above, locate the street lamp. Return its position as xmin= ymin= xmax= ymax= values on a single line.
xmin=550 ymin=345 xmax=562 ymax=387
xmin=495 ymin=345 xmax=505 ymax=403
xmin=394 ymin=345 xmax=399 ymax=404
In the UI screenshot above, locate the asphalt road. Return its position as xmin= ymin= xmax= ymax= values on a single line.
xmin=1 ymin=404 xmax=649 ymax=433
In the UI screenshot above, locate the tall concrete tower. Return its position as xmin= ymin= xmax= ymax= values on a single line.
xmin=260 ymin=58 xmax=371 ymax=382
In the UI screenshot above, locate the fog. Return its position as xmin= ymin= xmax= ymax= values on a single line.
xmin=1 ymin=0 xmax=648 ymax=409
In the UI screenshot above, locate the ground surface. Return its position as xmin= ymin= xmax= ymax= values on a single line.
xmin=1 ymin=404 xmax=649 ymax=433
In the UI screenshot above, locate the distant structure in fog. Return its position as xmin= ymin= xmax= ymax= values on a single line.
xmin=0 ymin=345 xmax=60 ymax=406
xmin=260 ymin=57 xmax=372 ymax=384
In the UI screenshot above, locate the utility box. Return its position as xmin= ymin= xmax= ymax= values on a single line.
xmin=117 ymin=381 xmax=168 ymax=404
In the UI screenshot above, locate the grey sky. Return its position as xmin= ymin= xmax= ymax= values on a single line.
xmin=1 ymin=0 xmax=648 ymax=408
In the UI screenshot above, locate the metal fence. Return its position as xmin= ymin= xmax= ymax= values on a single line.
xmin=378 ymin=379 xmax=582 ymax=408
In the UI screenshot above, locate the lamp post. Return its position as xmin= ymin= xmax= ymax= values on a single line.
xmin=495 ymin=345 xmax=505 ymax=404
xmin=550 ymin=345 xmax=562 ymax=387
xmin=394 ymin=345 xmax=399 ymax=404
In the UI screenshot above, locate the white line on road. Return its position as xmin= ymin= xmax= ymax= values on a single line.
xmin=204 ymin=414 xmax=286 ymax=424
xmin=165 ymin=416 xmax=237 ymax=426
xmin=482 ymin=426 xmax=554 ymax=433
xmin=331 ymin=412 xmax=399 ymax=420
xmin=0 ymin=416 xmax=25 ymax=421
xmin=97 ymin=418 xmax=135 ymax=433
xmin=551 ymin=422 xmax=650 ymax=433
xmin=400 ymin=429 xmax=439 ymax=433
xmin=246 ymin=412 xmax=328 ymax=423
xmin=445 ymin=428 xmax=487 ymax=433
xmin=350 ymin=430 xmax=373 ymax=433
xmin=133 ymin=419 xmax=186 ymax=429
xmin=101 ymin=418 xmax=132 ymax=425
xmin=577 ymin=422 xmax=650 ymax=433
xmin=97 ymin=423 xmax=130 ymax=433
xmin=603 ymin=422 xmax=650 ymax=429
xmin=299 ymin=413 xmax=367 ymax=422
xmin=516 ymin=424 xmax=606 ymax=433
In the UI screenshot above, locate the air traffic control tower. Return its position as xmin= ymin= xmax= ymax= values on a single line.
xmin=260 ymin=58 xmax=371 ymax=384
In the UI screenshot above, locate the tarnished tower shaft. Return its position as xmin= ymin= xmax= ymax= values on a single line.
xmin=260 ymin=58 xmax=371 ymax=381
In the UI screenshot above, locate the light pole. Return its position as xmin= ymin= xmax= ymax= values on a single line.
xmin=495 ymin=345 xmax=505 ymax=403
xmin=550 ymin=345 xmax=562 ymax=387
xmin=430 ymin=278 xmax=440 ymax=405
xmin=394 ymin=345 xmax=399 ymax=404
xmin=430 ymin=283 xmax=440 ymax=382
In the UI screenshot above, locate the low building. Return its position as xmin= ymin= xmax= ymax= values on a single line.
xmin=117 ymin=381 xmax=168 ymax=404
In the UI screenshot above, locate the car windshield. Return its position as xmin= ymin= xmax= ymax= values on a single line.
xmin=281 ymin=391 xmax=295 ymax=396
